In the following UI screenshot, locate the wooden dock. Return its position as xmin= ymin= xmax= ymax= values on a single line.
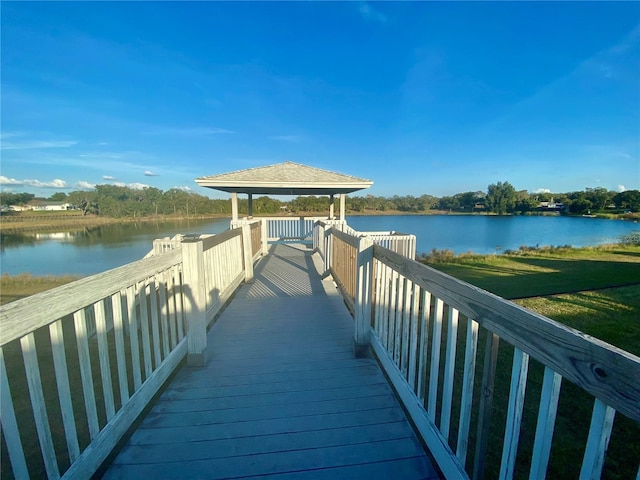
xmin=103 ymin=244 xmax=439 ymax=479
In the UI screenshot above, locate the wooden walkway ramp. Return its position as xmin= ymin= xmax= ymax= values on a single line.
xmin=104 ymin=244 xmax=439 ymax=479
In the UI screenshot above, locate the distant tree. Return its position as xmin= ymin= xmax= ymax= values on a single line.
xmin=568 ymin=192 xmax=593 ymax=214
xmin=585 ymin=187 xmax=613 ymax=211
xmin=419 ymin=194 xmax=439 ymax=210
xmin=485 ymin=181 xmax=517 ymax=215
xmin=511 ymin=190 xmax=534 ymax=213
xmin=613 ymin=190 xmax=640 ymax=211
xmin=438 ymin=196 xmax=460 ymax=211
xmin=49 ymin=192 xmax=68 ymax=202
xmin=0 ymin=192 xmax=35 ymax=206
xmin=67 ymin=191 xmax=97 ymax=215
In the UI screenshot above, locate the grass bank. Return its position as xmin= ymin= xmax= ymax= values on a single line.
xmin=0 ymin=212 xmax=228 ymax=233
xmin=0 ymin=274 xmax=81 ymax=305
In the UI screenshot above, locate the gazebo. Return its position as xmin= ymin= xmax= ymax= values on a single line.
xmin=195 ymin=161 xmax=373 ymax=221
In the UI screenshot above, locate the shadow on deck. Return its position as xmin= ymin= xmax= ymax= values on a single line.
xmin=104 ymin=244 xmax=440 ymax=479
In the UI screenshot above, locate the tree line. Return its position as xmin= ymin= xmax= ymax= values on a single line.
xmin=1 ymin=182 xmax=638 ymax=217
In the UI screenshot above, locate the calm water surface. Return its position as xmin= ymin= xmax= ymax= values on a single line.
xmin=1 ymin=215 xmax=638 ymax=276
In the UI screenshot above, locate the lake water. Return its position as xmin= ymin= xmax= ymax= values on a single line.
xmin=1 ymin=215 xmax=638 ymax=276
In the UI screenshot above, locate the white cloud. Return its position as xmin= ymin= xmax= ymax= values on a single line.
xmin=110 ymin=181 xmax=148 ymax=190
xmin=534 ymin=188 xmax=551 ymax=194
xmin=103 ymin=175 xmax=117 ymax=180
xmin=175 ymin=186 xmax=193 ymax=192
xmin=358 ymin=2 xmax=388 ymax=23
xmin=23 ymin=178 xmax=68 ymax=188
xmin=144 ymin=170 xmax=159 ymax=176
xmin=0 ymin=175 xmax=23 ymax=185
xmin=1 ymin=140 xmax=77 ymax=150
xmin=75 ymin=181 xmax=96 ymax=189
xmin=618 ymin=185 xmax=627 ymax=192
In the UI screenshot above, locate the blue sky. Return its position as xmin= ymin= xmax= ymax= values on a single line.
xmin=1 ymin=2 xmax=639 ymax=199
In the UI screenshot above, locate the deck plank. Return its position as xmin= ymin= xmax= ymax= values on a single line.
xmin=104 ymin=244 xmax=440 ymax=479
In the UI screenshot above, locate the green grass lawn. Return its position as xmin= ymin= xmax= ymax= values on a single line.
xmin=423 ymin=245 xmax=640 ymax=299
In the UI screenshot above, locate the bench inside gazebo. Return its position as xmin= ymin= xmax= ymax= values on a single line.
xmin=1 ymin=162 xmax=638 ymax=480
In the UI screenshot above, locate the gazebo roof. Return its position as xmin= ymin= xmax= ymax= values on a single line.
xmin=195 ymin=161 xmax=373 ymax=195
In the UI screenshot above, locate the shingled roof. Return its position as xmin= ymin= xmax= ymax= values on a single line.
xmin=195 ymin=161 xmax=373 ymax=195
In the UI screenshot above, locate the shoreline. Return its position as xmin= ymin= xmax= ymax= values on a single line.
xmin=2 ymin=210 xmax=637 ymax=233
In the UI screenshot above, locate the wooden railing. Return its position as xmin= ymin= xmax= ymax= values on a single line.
xmin=327 ymin=229 xmax=640 ymax=480
xmin=0 ymin=227 xmax=257 ymax=479
xmin=329 ymin=228 xmax=358 ymax=312
xmin=233 ymin=216 xmax=329 ymax=243
xmin=144 ymin=234 xmax=183 ymax=258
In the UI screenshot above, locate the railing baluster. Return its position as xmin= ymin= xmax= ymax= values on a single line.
xmin=401 ymin=278 xmax=412 ymax=379
xmin=473 ymin=331 xmax=500 ymax=480
xmin=167 ymin=267 xmax=178 ymax=349
xmin=0 ymin=348 xmax=30 ymax=478
xmin=139 ymin=281 xmax=153 ymax=378
xmin=148 ymin=278 xmax=162 ymax=368
xmin=394 ymin=275 xmax=405 ymax=366
xmin=456 ymin=317 xmax=479 ymax=466
xmin=380 ymin=264 xmax=390 ymax=348
xmin=20 ymin=332 xmax=60 ymax=479
xmin=373 ymin=259 xmax=382 ymax=335
xmin=126 ymin=285 xmax=142 ymax=391
xmin=95 ymin=299 xmax=116 ymax=421
xmin=417 ymin=289 xmax=431 ymax=403
xmin=49 ymin=319 xmax=81 ymax=461
xmin=428 ymin=298 xmax=444 ymax=419
xmin=529 ymin=367 xmax=562 ymax=480
xmin=74 ymin=309 xmax=100 ymax=439
xmin=388 ymin=270 xmax=399 ymax=357
xmin=579 ymin=399 xmax=616 ymax=479
xmin=175 ymin=266 xmax=186 ymax=341
xmin=111 ymin=290 xmax=130 ymax=405
xmin=408 ymin=282 xmax=420 ymax=390
xmin=499 ymin=347 xmax=530 ymax=480
xmin=440 ymin=306 xmax=460 ymax=441
xmin=158 ymin=272 xmax=171 ymax=359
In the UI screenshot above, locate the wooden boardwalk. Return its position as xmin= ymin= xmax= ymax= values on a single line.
xmin=104 ymin=244 xmax=439 ymax=479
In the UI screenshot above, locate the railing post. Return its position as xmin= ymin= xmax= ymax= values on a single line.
xmin=354 ymin=236 xmax=374 ymax=357
xmin=241 ymin=223 xmax=254 ymax=282
xmin=324 ymin=227 xmax=332 ymax=274
xmin=261 ymin=218 xmax=268 ymax=255
xmin=181 ymin=238 xmax=208 ymax=367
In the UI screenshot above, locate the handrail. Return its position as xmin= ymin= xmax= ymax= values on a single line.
xmin=0 ymin=226 xmax=256 ymax=479
xmin=373 ymin=245 xmax=640 ymax=422
xmin=324 ymin=227 xmax=640 ymax=479
xmin=1 ymin=250 xmax=182 ymax=346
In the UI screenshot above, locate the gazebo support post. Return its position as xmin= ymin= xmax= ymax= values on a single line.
xmin=339 ymin=194 xmax=346 ymax=221
xmin=231 ymin=192 xmax=239 ymax=222
xmin=329 ymin=194 xmax=335 ymax=219
xmin=248 ymin=194 xmax=253 ymax=219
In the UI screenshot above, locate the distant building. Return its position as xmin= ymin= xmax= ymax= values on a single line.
xmin=29 ymin=201 xmax=74 ymax=211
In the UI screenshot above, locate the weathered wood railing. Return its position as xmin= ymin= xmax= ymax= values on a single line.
xmin=233 ymin=216 xmax=330 ymax=243
xmin=144 ymin=234 xmax=184 ymax=258
xmin=0 ymin=226 xmax=260 ymax=479
xmin=327 ymin=229 xmax=640 ymax=479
